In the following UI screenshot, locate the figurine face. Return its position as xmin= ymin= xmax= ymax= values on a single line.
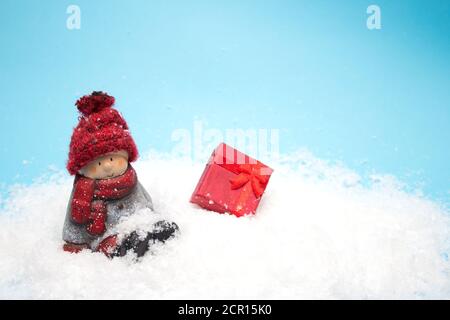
xmin=79 ymin=150 xmax=129 ymax=180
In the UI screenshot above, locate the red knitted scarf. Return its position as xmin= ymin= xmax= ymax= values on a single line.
xmin=71 ymin=165 xmax=137 ymax=235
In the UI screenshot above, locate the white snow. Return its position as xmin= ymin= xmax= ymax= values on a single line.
xmin=0 ymin=150 xmax=449 ymax=299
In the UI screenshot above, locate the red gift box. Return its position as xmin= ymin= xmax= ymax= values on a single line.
xmin=190 ymin=143 xmax=273 ymax=217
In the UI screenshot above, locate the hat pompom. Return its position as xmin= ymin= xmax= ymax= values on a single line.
xmin=76 ymin=91 xmax=115 ymax=116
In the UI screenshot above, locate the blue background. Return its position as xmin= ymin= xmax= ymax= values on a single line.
xmin=0 ymin=0 xmax=449 ymax=205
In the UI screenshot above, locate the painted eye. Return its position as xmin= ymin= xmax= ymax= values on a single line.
xmin=98 ymin=162 xmax=101 ymax=166
xmin=110 ymin=157 xmax=113 ymax=161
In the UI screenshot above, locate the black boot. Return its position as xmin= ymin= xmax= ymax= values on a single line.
xmin=113 ymin=220 xmax=179 ymax=258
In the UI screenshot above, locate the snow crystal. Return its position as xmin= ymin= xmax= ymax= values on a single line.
xmin=0 ymin=150 xmax=449 ymax=299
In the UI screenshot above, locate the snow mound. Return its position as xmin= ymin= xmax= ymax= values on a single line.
xmin=0 ymin=150 xmax=449 ymax=299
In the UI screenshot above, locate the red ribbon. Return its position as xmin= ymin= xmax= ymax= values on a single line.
xmin=229 ymin=163 xmax=270 ymax=198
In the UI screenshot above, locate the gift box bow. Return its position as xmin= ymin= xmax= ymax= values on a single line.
xmin=229 ymin=163 xmax=270 ymax=198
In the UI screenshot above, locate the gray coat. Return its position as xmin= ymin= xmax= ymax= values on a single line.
xmin=62 ymin=182 xmax=153 ymax=249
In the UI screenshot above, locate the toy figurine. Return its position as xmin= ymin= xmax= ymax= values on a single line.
xmin=62 ymin=91 xmax=178 ymax=258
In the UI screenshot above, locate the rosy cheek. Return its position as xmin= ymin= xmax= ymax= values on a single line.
xmin=90 ymin=166 xmax=97 ymax=175
xmin=119 ymin=159 xmax=126 ymax=167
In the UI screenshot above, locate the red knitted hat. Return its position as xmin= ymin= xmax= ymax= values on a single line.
xmin=67 ymin=91 xmax=138 ymax=175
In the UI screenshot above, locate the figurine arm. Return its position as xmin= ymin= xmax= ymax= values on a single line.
xmin=139 ymin=183 xmax=154 ymax=211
